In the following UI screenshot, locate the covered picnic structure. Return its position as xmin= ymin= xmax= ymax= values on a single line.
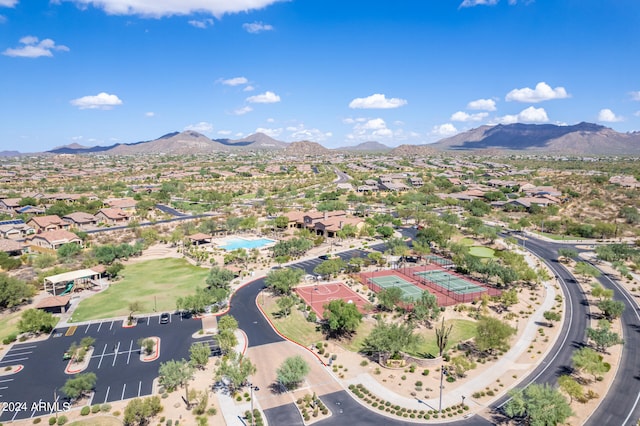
xmin=44 ymin=268 xmax=102 ymax=295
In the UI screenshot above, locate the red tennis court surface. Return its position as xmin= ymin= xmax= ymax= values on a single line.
xmin=294 ymin=282 xmax=370 ymax=320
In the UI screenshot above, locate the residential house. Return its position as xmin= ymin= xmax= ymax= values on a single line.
xmin=104 ymin=197 xmax=138 ymax=211
xmin=96 ymin=208 xmax=131 ymax=225
xmin=0 ymin=198 xmax=20 ymax=214
xmin=63 ymin=212 xmax=98 ymax=229
xmin=313 ymin=217 xmax=364 ymax=238
xmin=0 ymin=219 xmax=35 ymax=239
xmin=0 ymin=238 xmax=26 ymax=256
xmin=408 ymin=177 xmax=424 ymax=187
xmin=27 ymin=215 xmax=70 ymax=233
xmin=26 ymin=230 xmax=83 ymax=250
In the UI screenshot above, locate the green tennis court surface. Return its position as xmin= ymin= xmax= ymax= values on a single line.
xmin=415 ymin=270 xmax=485 ymax=295
xmin=369 ymin=275 xmax=423 ymax=301
xmin=424 ymin=255 xmax=454 ymax=266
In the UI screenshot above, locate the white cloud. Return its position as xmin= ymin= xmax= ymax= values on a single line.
xmin=3 ymin=36 xmax=69 ymax=58
xmin=246 ymin=91 xmax=280 ymax=104
xmin=345 ymin=116 xmax=404 ymax=141
xmin=184 ymin=121 xmax=214 ymax=133
xmin=266 ymin=117 xmax=275 ymax=123
xmin=243 ymin=85 xmax=255 ymax=92
xmin=188 ymin=18 xmax=213 ymax=29
xmin=220 ymin=76 xmax=248 ymax=86
xmin=467 ymin=98 xmax=496 ymax=111
xmin=217 ymin=130 xmax=232 ymax=136
xmin=144 ymin=111 xmax=155 ymax=117
xmin=630 ymin=91 xmax=640 ymax=101
xmin=598 ymin=108 xmax=623 ymax=122
xmin=492 ymin=106 xmax=549 ymax=124
xmin=634 ymin=111 xmax=640 ymax=117
xmin=285 ymin=124 xmax=332 ymax=142
xmin=233 ymin=106 xmax=253 ymax=115
xmin=70 ymin=92 xmax=123 ymax=110
xmin=505 ymin=81 xmax=569 ymax=103
xmin=255 ymin=127 xmax=282 ymax=138
xmin=450 ymin=111 xmax=488 ymax=122
xmin=0 ymin=0 xmax=18 ymax=7
xmin=58 ymin=0 xmax=285 ymax=18
xmin=349 ymin=93 xmax=407 ymax=109
xmin=459 ymin=0 xmax=498 ymax=7
xmin=431 ymin=123 xmax=458 ymax=137
xmin=242 ymin=21 xmax=274 ymax=33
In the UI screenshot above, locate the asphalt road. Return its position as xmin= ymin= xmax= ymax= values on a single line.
xmin=0 ymin=313 xmax=203 ymax=422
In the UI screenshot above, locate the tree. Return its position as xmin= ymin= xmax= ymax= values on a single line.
xmin=500 ymin=288 xmax=519 ymax=310
xmin=367 ymin=251 xmax=384 ymax=266
xmin=128 ymin=301 xmax=144 ymax=324
xmin=313 ymin=258 xmax=347 ymax=278
xmin=410 ymin=290 xmax=440 ymax=327
xmin=0 ymin=273 xmax=34 ymax=309
xmin=597 ymin=299 xmax=624 ymax=320
xmin=57 ymin=242 xmax=82 ymax=260
xmin=276 ymin=355 xmax=310 ymax=390
xmin=572 ymin=347 xmax=610 ymax=380
xmin=590 ymin=285 xmax=613 ymax=301
xmin=215 ymin=351 xmax=256 ymax=393
xmin=450 ymin=355 xmax=476 ymax=378
xmin=189 ymin=342 xmax=211 ymax=370
xmin=217 ymin=315 xmax=239 ymax=355
xmin=574 ymin=262 xmax=601 ymax=282
xmin=474 ymin=316 xmax=515 ymax=353
xmin=106 ymin=262 xmax=124 ymax=278
xmin=277 ymin=295 xmax=296 ymax=317
xmin=505 ymin=384 xmax=573 ymax=425
xmin=543 ymin=310 xmax=561 ymax=326
xmin=323 ymin=299 xmax=362 ymax=337
xmin=362 ymin=320 xmax=422 ymax=363
xmin=376 ymin=225 xmax=394 ymax=239
xmin=138 ymin=338 xmax=155 ymax=356
xmin=557 ymin=375 xmax=584 ymax=404
xmin=265 ymin=267 xmax=304 ymax=295
xmin=376 ymin=287 xmax=404 ymax=311
xmin=205 ymin=266 xmax=235 ymax=290
xmin=123 ymin=396 xmax=163 ymax=426
xmin=158 ymin=359 xmax=194 ymax=401
xmin=61 ymin=372 xmax=97 ymax=401
xmin=557 ymin=248 xmax=578 ymax=262
xmin=18 ymin=309 xmax=57 ymax=334
xmin=586 ymin=324 xmax=623 ymax=353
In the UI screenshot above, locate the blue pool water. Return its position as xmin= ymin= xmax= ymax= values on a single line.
xmin=220 ymin=237 xmax=276 ymax=251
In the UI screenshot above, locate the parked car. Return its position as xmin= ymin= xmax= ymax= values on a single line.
xmin=160 ymin=313 xmax=170 ymax=324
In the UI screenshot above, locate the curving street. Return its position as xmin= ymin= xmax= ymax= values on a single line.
xmin=225 ymin=234 xmax=640 ymax=425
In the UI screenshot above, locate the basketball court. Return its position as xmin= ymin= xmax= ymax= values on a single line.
xmin=294 ymin=282 xmax=370 ymax=320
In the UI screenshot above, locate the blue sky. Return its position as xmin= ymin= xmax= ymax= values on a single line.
xmin=1 ymin=0 xmax=639 ymax=151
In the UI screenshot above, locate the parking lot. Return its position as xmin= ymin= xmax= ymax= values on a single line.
xmin=0 ymin=313 xmax=206 ymax=422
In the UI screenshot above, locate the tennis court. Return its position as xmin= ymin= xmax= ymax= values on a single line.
xmin=424 ymin=254 xmax=454 ymax=267
xmin=369 ymin=275 xmax=423 ymax=301
xmin=415 ymin=270 xmax=485 ymax=295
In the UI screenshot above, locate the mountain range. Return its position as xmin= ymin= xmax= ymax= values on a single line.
xmin=12 ymin=122 xmax=640 ymax=157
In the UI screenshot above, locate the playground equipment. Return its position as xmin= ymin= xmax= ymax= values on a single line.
xmin=59 ymin=281 xmax=74 ymax=296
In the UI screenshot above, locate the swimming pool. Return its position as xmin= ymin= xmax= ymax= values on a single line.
xmin=219 ymin=237 xmax=276 ymax=251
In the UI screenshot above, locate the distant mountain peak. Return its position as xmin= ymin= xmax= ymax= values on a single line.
xmin=337 ymin=141 xmax=391 ymax=151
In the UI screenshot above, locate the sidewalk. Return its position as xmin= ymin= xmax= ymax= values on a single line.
xmin=342 ymin=281 xmax=557 ymax=416
xmin=216 ymin=330 xmax=268 ymax=426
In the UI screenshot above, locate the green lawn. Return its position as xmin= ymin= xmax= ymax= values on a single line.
xmin=459 ymin=237 xmax=475 ymax=246
xmin=261 ymin=295 xmax=324 ymax=347
xmin=0 ymin=309 xmax=22 ymax=343
xmin=531 ymin=231 xmax=574 ymax=241
xmin=69 ymin=417 xmax=123 ymax=426
xmin=468 ymin=246 xmax=496 ymax=258
xmin=408 ymin=319 xmax=477 ymax=358
xmin=70 ymin=258 xmax=209 ymax=323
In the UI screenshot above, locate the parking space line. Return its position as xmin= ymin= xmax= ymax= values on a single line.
xmin=126 ymin=340 xmax=133 ymax=364
xmin=112 ymin=342 xmax=120 ymax=367
xmin=11 ymin=409 xmax=19 ymax=422
xmin=104 ymin=386 xmax=110 ymax=403
xmin=49 ymin=395 xmax=60 ymax=414
xmin=97 ymin=344 xmax=108 ymax=369
xmin=137 ymin=381 xmax=142 ymax=397
xmin=147 ymin=316 xmax=150 ymax=326
xmin=12 ymin=345 xmax=36 ymax=350
xmin=97 ymin=322 xmax=103 ymax=332
xmin=0 ymin=378 xmax=14 ymax=383
xmin=6 ymin=350 xmax=33 ymax=356
xmin=109 ymin=321 xmax=114 ymax=331
xmin=0 ymin=386 xmax=9 ymax=390
xmin=121 ymin=384 xmax=126 ymax=400
xmin=0 ymin=357 xmax=27 ymax=364
xmin=85 ymin=323 xmax=91 ymax=334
